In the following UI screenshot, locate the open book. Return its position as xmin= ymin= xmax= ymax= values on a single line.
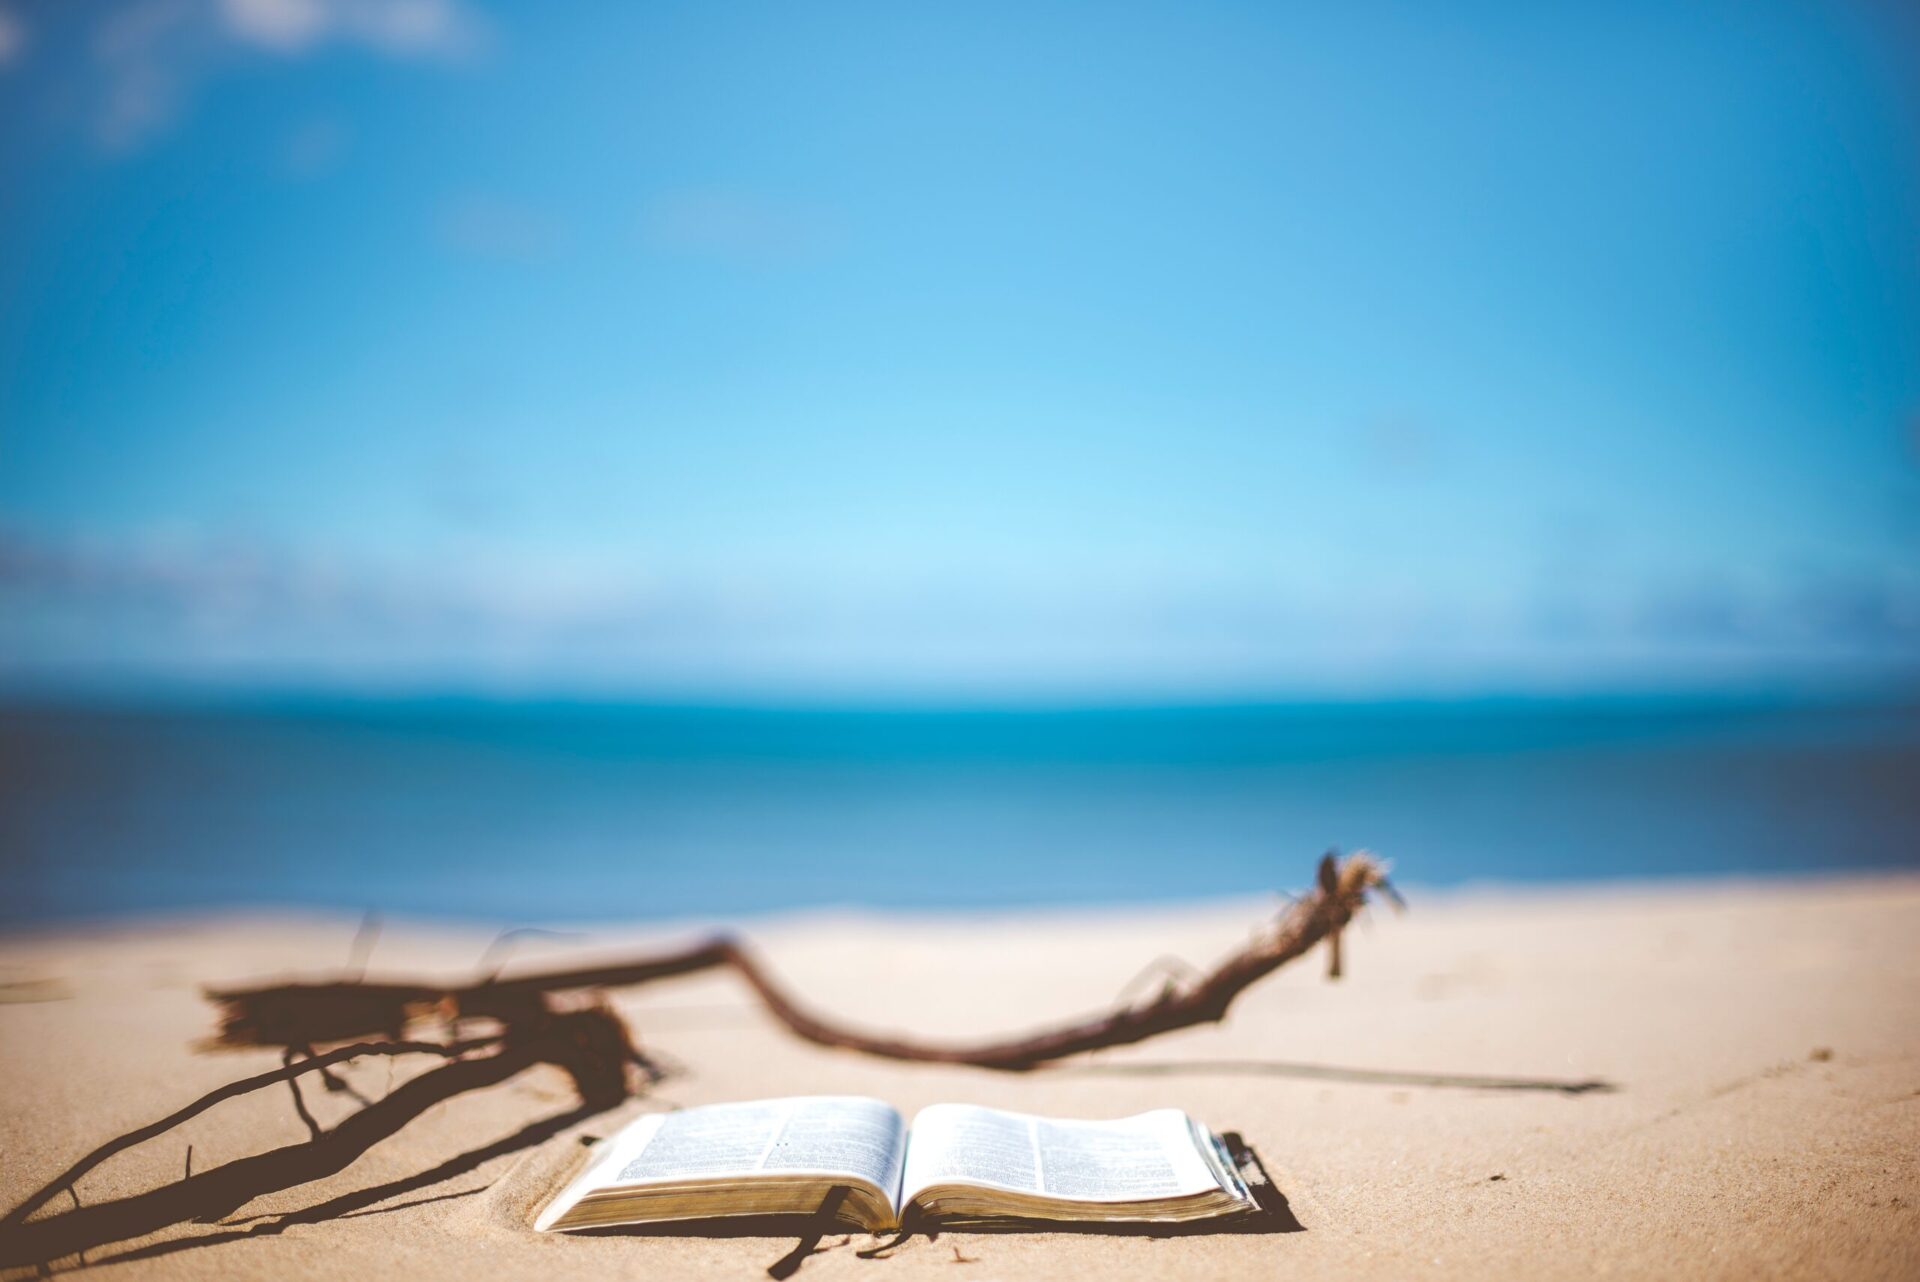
xmin=536 ymin=1096 xmax=1256 ymax=1233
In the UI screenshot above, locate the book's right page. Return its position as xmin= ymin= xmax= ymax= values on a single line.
xmin=899 ymin=1104 xmax=1235 ymax=1216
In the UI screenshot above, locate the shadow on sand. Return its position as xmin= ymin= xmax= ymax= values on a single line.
xmin=0 ymin=1009 xmax=639 ymax=1276
xmin=7 ymin=1100 xmax=1302 ymax=1281
xmin=1061 ymin=1058 xmax=1617 ymax=1095
xmin=0 ymin=1047 xmax=1614 ymax=1276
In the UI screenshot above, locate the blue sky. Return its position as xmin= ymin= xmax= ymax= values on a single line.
xmin=1 ymin=0 xmax=1917 ymax=698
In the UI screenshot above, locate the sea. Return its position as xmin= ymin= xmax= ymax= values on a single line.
xmin=1 ymin=695 xmax=1915 ymax=927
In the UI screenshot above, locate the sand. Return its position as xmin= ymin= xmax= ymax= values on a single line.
xmin=2 ymin=875 xmax=1917 ymax=1280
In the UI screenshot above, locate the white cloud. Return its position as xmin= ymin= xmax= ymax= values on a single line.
xmin=218 ymin=0 xmax=329 ymax=50
xmin=85 ymin=0 xmax=481 ymax=148
xmin=0 ymin=8 xmax=25 ymax=65
xmin=217 ymin=0 xmax=474 ymax=56
xmin=438 ymin=194 xmax=562 ymax=261
xmin=91 ymin=0 xmax=203 ymax=149
xmin=640 ymin=189 xmax=838 ymax=267
xmin=4 ymin=524 xmax=1918 ymax=697
xmin=281 ymin=113 xmax=351 ymax=178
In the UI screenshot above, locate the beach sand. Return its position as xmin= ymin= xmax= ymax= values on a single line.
xmin=2 ymin=875 xmax=1917 ymax=1280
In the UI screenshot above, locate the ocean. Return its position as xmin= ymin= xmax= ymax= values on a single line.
xmin=2 ymin=695 xmax=1915 ymax=926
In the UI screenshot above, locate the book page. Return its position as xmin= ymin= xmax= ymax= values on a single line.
xmin=1031 ymin=1113 xmax=1214 ymax=1199
xmin=604 ymin=1096 xmax=905 ymax=1194
xmin=901 ymin=1105 xmax=1222 ymax=1204
xmin=901 ymin=1104 xmax=1043 ymax=1196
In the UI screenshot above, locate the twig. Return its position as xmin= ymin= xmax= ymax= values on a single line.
xmin=476 ymin=928 xmax=583 ymax=981
xmin=346 ymin=911 xmax=382 ymax=979
xmin=1112 ymin=955 xmax=1203 ymax=1007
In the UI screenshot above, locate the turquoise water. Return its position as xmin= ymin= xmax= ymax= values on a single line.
xmin=1 ymin=696 xmax=1915 ymax=925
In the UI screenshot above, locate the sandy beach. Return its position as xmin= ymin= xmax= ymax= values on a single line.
xmin=6 ymin=2 xmax=1915 ymax=1277
xmin=2 ymin=875 xmax=1917 ymax=1281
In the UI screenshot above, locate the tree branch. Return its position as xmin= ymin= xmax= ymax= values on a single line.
xmin=209 ymin=851 xmax=1392 ymax=1072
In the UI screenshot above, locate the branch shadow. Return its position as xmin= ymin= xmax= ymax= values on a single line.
xmin=1061 ymin=1058 xmax=1616 ymax=1095
xmin=2 ymin=1008 xmax=640 ymax=1275
xmin=76 ymin=1103 xmax=604 ymax=1272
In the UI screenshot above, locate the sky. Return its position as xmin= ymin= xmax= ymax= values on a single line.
xmin=1 ymin=0 xmax=1917 ymax=699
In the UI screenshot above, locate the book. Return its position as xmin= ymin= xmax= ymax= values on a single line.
xmin=535 ymin=1095 xmax=1257 ymax=1233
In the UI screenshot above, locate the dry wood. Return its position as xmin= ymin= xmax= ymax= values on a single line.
xmin=210 ymin=851 xmax=1393 ymax=1072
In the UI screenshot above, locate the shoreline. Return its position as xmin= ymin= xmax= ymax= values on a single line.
xmin=5 ymin=864 xmax=1917 ymax=940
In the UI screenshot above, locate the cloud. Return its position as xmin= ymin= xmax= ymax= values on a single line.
xmin=91 ymin=0 xmax=204 ymax=149
xmin=1633 ymin=577 xmax=1758 ymax=643
xmin=1520 ymin=568 xmax=1920 ymax=676
xmin=216 ymin=0 xmax=473 ymax=56
xmin=1789 ymin=573 xmax=1920 ymax=649
xmin=0 ymin=7 xmax=25 ymax=65
xmin=1351 ymin=416 xmax=1448 ymax=481
xmin=640 ymin=189 xmax=838 ymax=267
xmin=280 ymin=113 xmax=351 ymax=179
xmin=0 ymin=524 xmax=793 ymax=689
xmin=6 ymin=522 xmax=1920 ymax=698
xmin=0 ymin=531 xmax=1391 ymax=693
xmin=82 ymin=0 xmax=481 ymax=149
xmin=438 ymin=195 xmax=562 ymax=261
xmin=0 ymin=524 xmax=634 ymax=636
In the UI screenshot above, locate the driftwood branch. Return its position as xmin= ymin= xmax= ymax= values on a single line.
xmin=210 ymin=851 xmax=1393 ymax=1072
xmin=712 ymin=850 xmax=1390 ymax=1069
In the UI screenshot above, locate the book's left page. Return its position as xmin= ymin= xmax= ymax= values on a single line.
xmin=536 ymin=1096 xmax=906 ymax=1232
